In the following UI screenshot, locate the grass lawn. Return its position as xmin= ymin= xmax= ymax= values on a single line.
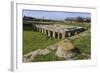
xmin=62 ymin=22 xmax=91 ymax=60
xmin=23 ymin=30 xmax=61 ymax=54
xmin=61 ymin=22 xmax=90 ymax=30
xmin=32 ymin=50 xmax=56 ymax=62
xmin=23 ymin=21 xmax=91 ymax=60
xmin=68 ymin=30 xmax=91 ymax=60
xmin=32 ymin=50 xmax=66 ymax=62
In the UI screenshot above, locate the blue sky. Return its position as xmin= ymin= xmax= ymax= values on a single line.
xmin=23 ymin=10 xmax=91 ymax=20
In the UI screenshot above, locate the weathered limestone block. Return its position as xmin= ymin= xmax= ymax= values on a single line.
xmin=44 ymin=29 xmax=47 ymax=34
xmin=23 ymin=49 xmax=41 ymax=62
xmin=48 ymin=30 xmax=51 ymax=37
xmin=47 ymin=44 xmax=58 ymax=50
xmin=53 ymin=32 xmax=55 ymax=38
xmin=62 ymin=32 xmax=65 ymax=39
xmin=23 ymin=49 xmax=51 ymax=62
xmin=42 ymin=28 xmax=44 ymax=33
xmin=58 ymin=33 xmax=61 ymax=39
xmin=56 ymin=48 xmax=67 ymax=58
xmin=38 ymin=49 xmax=51 ymax=55
xmin=55 ymin=39 xmax=79 ymax=59
xmin=67 ymin=32 xmax=71 ymax=37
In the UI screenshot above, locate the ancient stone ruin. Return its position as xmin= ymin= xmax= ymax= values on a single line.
xmin=32 ymin=24 xmax=85 ymax=39
xmin=23 ymin=24 xmax=85 ymax=62
xmin=23 ymin=39 xmax=80 ymax=62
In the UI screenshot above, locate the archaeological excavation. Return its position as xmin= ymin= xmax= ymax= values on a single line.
xmin=23 ymin=10 xmax=91 ymax=62
xmin=23 ymin=24 xmax=85 ymax=62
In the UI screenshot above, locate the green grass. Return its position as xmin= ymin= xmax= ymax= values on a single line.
xmin=68 ymin=30 xmax=91 ymax=60
xmin=64 ymin=22 xmax=91 ymax=60
xmin=60 ymin=22 xmax=90 ymax=30
xmin=32 ymin=50 xmax=66 ymax=62
xmin=23 ymin=21 xmax=91 ymax=60
xmin=32 ymin=50 xmax=56 ymax=62
xmin=23 ymin=30 xmax=61 ymax=54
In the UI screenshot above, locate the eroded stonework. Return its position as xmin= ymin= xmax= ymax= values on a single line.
xmin=32 ymin=24 xmax=85 ymax=39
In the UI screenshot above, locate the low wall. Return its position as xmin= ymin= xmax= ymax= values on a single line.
xmin=32 ymin=24 xmax=85 ymax=39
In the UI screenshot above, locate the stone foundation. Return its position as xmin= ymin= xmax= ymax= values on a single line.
xmin=32 ymin=24 xmax=85 ymax=39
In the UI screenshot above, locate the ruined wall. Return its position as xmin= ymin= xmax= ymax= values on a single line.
xmin=32 ymin=24 xmax=85 ymax=39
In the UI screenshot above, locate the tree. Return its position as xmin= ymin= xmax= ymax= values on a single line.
xmin=76 ymin=16 xmax=84 ymax=22
xmin=85 ymin=18 xmax=91 ymax=23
